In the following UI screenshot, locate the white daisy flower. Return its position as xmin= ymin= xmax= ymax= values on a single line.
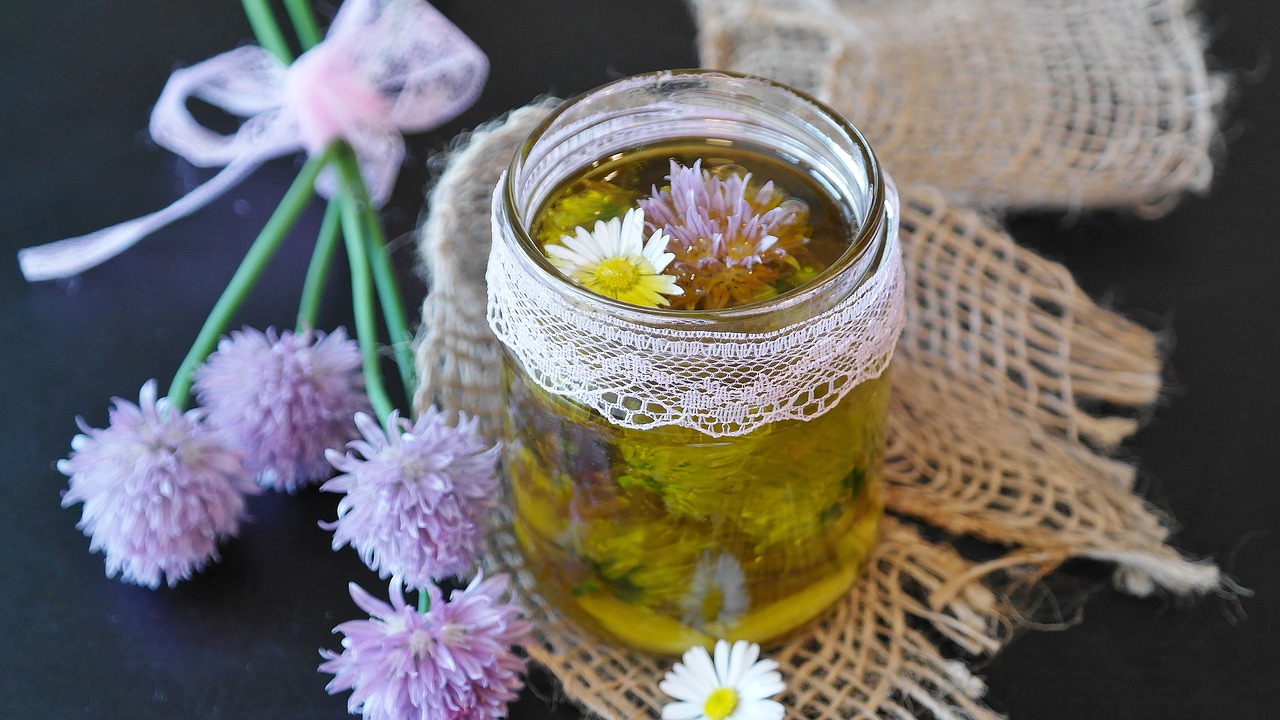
xmin=545 ymin=207 xmax=684 ymax=307
xmin=681 ymin=553 xmax=749 ymax=635
xmin=660 ymin=639 xmax=786 ymax=720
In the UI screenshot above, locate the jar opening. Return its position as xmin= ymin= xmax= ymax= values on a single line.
xmin=502 ymin=69 xmax=887 ymax=325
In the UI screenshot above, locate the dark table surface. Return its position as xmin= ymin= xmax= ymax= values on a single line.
xmin=2 ymin=1 xmax=1277 ymax=718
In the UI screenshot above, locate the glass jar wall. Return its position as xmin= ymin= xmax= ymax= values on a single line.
xmin=489 ymin=70 xmax=899 ymax=654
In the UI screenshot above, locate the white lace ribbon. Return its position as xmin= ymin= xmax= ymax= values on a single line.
xmin=487 ymin=175 xmax=906 ymax=438
xmin=18 ymin=0 xmax=487 ymax=282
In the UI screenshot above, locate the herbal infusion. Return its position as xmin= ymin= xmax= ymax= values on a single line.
xmin=502 ymin=138 xmax=890 ymax=652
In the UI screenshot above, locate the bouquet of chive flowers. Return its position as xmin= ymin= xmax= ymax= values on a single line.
xmin=21 ymin=1 xmax=539 ymax=717
xmin=21 ymin=2 xmax=792 ymax=718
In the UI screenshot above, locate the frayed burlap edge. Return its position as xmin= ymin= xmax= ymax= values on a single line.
xmin=412 ymin=102 xmax=1222 ymax=719
xmin=692 ymin=0 xmax=1227 ymax=217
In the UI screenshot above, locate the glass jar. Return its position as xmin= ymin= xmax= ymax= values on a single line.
xmin=488 ymin=70 xmax=901 ymax=654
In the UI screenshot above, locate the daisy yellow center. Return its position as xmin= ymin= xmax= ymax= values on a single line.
xmin=703 ymin=687 xmax=739 ymax=719
xmin=592 ymin=257 xmax=641 ymax=293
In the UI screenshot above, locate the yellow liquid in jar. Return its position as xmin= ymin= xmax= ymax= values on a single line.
xmin=505 ymin=363 xmax=888 ymax=653
xmin=505 ymin=140 xmax=889 ymax=653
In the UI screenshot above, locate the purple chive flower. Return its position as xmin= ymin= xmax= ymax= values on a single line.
xmin=320 ymin=574 xmax=531 ymax=720
xmin=59 ymin=380 xmax=257 ymax=589
xmin=638 ymin=160 xmax=812 ymax=309
xmin=194 ymin=326 xmax=368 ymax=493
xmin=322 ymin=408 xmax=501 ymax=588
xmin=639 ymin=159 xmax=807 ymax=268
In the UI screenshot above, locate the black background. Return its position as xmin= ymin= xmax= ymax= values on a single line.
xmin=2 ymin=1 xmax=1277 ymax=717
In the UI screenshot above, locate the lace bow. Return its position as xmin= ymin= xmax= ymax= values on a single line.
xmin=18 ymin=0 xmax=487 ymax=282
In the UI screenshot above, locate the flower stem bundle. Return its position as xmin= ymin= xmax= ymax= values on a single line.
xmin=50 ymin=2 xmax=530 ymax=717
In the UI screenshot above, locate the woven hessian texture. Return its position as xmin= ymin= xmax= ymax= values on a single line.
xmin=693 ymin=0 xmax=1222 ymax=217
xmin=414 ymin=92 xmax=1220 ymax=716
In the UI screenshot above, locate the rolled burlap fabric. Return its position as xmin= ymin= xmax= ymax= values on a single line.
xmin=694 ymin=0 xmax=1223 ymax=216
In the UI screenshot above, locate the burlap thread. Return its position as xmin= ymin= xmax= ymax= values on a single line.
xmin=413 ymin=0 xmax=1224 ymax=715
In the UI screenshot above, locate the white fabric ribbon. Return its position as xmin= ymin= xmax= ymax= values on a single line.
xmin=18 ymin=0 xmax=487 ymax=282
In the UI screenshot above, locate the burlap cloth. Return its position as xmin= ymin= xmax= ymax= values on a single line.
xmin=412 ymin=1 xmax=1226 ymax=716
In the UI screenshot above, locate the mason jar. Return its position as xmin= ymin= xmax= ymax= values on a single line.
xmin=487 ymin=70 xmax=902 ymax=654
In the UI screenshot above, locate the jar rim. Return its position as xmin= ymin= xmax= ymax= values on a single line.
xmin=503 ymin=68 xmax=887 ymax=323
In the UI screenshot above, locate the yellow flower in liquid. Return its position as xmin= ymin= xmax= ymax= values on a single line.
xmin=537 ymin=178 xmax=637 ymax=246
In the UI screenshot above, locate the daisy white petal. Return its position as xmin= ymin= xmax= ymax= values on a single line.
xmin=723 ymin=638 xmax=754 ymax=688
xmin=683 ymin=645 xmax=720 ymax=689
xmin=642 ymin=227 xmax=677 ymax=273
xmin=714 ymin=639 xmax=733 ymax=683
xmin=662 ymin=651 xmax=717 ymax=700
xmin=663 ymin=701 xmax=708 ymax=720
xmin=739 ymin=658 xmax=786 ymax=698
xmin=735 ymin=700 xmax=787 ymax=720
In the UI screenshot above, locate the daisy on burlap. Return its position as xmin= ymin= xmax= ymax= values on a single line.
xmin=660 ymin=639 xmax=785 ymax=720
xmin=545 ymin=207 xmax=683 ymax=307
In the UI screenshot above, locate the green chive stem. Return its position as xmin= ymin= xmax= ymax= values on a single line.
xmin=340 ymin=192 xmax=396 ymax=424
xmin=296 ymin=199 xmax=342 ymax=331
xmin=361 ymin=209 xmax=417 ymax=394
xmin=334 ymin=151 xmax=418 ymax=394
xmin=283 ymin=0 xmax=322 ymax=50
xmin=168 ymin=146 xmax=335 ymax=408
xmin=241 ymin=0 xmax=414 ymax=412
xmin=240 ymin=0 xmax=294 ymax=63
